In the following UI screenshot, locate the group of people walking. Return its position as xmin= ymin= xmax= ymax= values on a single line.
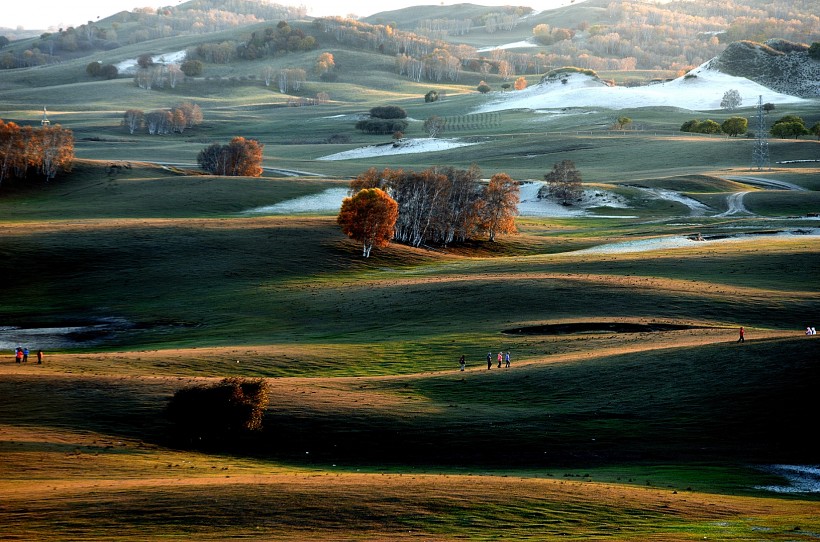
xmin=13 ymin=347 xmax=43 ymax=364
xmin=458 ymin=351 xmax=511 ymax=371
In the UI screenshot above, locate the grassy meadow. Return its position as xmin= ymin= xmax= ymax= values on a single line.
xmin=2 ymin=13 xmax=820 ymax=540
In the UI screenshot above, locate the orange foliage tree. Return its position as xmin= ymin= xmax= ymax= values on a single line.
xmin=514 ymin=76 xmax=528 ymax=90
xmin=337 ymin=188 xmax=399 ymax=257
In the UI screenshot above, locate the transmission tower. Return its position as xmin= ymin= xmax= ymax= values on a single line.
xmin=752 ymin=95 xmax=769 ymax=170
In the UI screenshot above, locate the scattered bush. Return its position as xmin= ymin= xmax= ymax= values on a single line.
xmin=424 ymin=90 xmax=439 ymax=103
xmin=477 ymin=81 xmax=491 ymax=93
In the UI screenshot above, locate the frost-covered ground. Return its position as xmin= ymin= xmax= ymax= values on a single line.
xmin=115 ymin=50 xmax=187 ymax=75
xmin=756 ymin=465 xmax=820 ymax=494
xmin=243 ymin=188 xmax=349 ymax=215
xmin=474 ymin=62 xmax=808 ymax=113
xmin=569 ymin=228 xmax=820 ymax=255
xmin=317 ymin=138 xmax=480 ymax=161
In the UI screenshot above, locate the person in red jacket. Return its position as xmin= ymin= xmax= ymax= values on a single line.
xmin=737 ymin=327 xmax=745 ymax=343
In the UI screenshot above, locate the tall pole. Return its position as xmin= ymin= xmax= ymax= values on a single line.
xmin=752 ymin=95 xmax=769 ymax=171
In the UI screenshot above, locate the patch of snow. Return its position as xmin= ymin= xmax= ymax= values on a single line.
xmin=756 ymin=465 xmax=820 ymax=494
xmin=115 ymin=50 xmax=187 ymax=75
xmin=474 ymin=62 xmax=808 ymax=113
xmin=477 ymin=40 xmax=539 ymax=53
xmin=518 ymin=181 xmax=631 ymax=217
xmin=317 ymin=138 xmax=479 ymax=161
xmin=243 ymin=188 xmax=349 ymax=215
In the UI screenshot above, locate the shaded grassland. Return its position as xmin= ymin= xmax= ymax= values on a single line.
xmin=2 ymin=40 xmax=820 ymax=538
xmin=2 ymin=179 xmax=820 ymax=540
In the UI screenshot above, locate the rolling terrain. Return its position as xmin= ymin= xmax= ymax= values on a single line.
xmin=1 ymin=0 xmax=819 ymax=539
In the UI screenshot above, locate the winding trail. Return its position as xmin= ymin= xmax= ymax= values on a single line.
xmin=717 ymin=176 xmax=806 ymax=217
xmin=725 ymin=176 xmax=806 ymax=191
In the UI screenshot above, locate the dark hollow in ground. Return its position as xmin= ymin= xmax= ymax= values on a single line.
xmin=504 ymin=322 xmax=713 ymax=335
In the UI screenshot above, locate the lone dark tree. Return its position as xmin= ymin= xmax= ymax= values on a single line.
xmin=338 ymin=188 xmax=399 ymax=257
xmin=543 ymin=160 xmax=582 ymax=205
xmin=167 ymin=378 xmax=269 ymax=443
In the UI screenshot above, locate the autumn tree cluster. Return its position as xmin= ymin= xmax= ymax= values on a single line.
xmin=344 ymin=166 xmax=519 ymax=251
xmin=0 ymin=120 xmax=74 ymax=184
xmin=122 ymin=102 xmax=203 ymax=135
xmin=236 ymin=21 xmax=317 ymax=60
xmin=197 ymin=137 xmax=264 ymax=177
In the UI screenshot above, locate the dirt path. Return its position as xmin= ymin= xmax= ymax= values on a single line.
xmin=716 ymin=190 xmax=752 ymax=216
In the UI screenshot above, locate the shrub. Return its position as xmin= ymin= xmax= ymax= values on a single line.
xmin=424 ymin=90 xmax=439 ymax=103
xmin=86 ymin=61 xmax=102 ymax=76
xmin=369 ymin=105 xmax=407 ymax=119
xmin=100 ymin=64 xmax=119 ymax=79
xmin=477 ymin=81 xmax=491 ymax=93
xmin=355 ymin=118 xmax=408 ymax=134
xmin=180 ymin=59 xmax=203 ymax=77
xmin=166 ymin=378 xmax=269 ymax=441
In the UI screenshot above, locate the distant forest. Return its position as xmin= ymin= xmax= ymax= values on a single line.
xmin=1 ymin=0 xmax=817 ymax=77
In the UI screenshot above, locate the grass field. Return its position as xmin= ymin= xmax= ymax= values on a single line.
xmin=2 ymin=16 xmax=820 ymax=540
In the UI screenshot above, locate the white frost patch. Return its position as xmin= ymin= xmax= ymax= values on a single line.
xmin=317 ymin=138 xmax=479 ymax=161
xmin=115 ymin=50 xmax=187 ymax=75
xmin=243 ymin=188 xmax=349 ymax=215
xmin=474 ymin=63 xmax=807 ymax=113
xmin=756 ymin=465 xmax=820 ymax=494
xmin=572 ymin=236 xmax=701 ymax=255
xmin=518 ymin=181 xmax=631 ymax=217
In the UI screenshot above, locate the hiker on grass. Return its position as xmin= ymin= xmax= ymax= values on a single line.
xmin=497 ymin=352 xmax=502 ymax=368
xmin=37 ymin=350 xmax=43 ymax=364
xmin=22 ymin=347 xmax=29 ymax=363
xmin=486 ymin=352 xmax=492 ymax=370
xmin=737 ymin=327 xmax=745 ymax=343
xmin=15 ymin=347 xmax=23 ymax=363
xmin=505 ymin=351 xmax=510 ymax=368
xmin=459 ymin=355 xmax=466 ymax=372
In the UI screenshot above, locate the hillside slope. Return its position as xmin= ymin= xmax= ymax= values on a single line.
xmin=710 ymin=39 xmax=820 ymax=98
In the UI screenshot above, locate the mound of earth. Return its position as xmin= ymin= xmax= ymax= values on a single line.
xmin=708 ymin=40 xmax=820 ymax=98
xmin=504 ymin=322 xmax=713 ymax=335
